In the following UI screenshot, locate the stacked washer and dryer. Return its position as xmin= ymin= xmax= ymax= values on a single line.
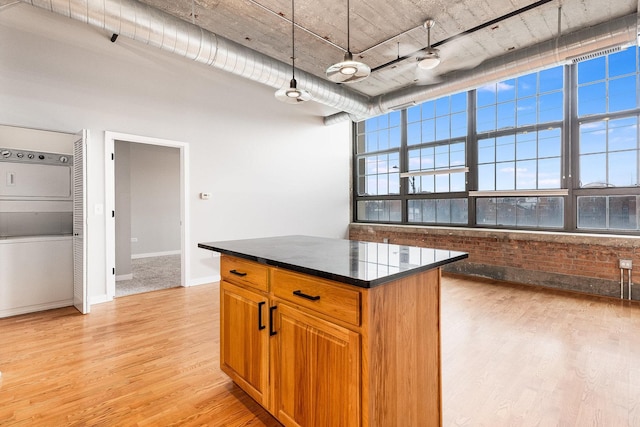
xmin=0 ymin=147 xmax=75 ymax=317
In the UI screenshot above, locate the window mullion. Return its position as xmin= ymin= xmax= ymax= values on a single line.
xmin=400 ymin=108 xmax=409 ymax=223
xmin=566 ymin=62 xmax=578 ymax=231
xmin=468 ymin=89 xmax=477 ymax=226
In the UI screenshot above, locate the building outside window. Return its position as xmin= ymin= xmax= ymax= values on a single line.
xmin=353 ymin=45 xmax=640 ymax=234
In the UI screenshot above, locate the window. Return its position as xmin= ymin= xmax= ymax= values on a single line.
xmin=574 ymin=47 xmax=640 ymax=232
xmin=577 ymin=196 xmax=639 ymax=230
xmin=577 ymin=48 xmax=638 ymax=117
xmin=476 ymin=68 xmax=564 ymax=195
xmin=578 ymin=117 xmax=639 ymax=188
xmin=353 ymin=47 xmax=640 ymax=234
xmin=477 ymin=67 xmax=563 ymax=133
xmin=477 ymin=128 xmax=562 ymax=191
xmin=407 ymin=93 xmax=467 ymax=196
xmin=476 ymin=197 xmax=564 ymax=228
xmin=355 ymin=112 xmax=401 ymax=222
xmin=408 ymin=199 xmax=468 ymax=224
xmin=355 ymin=111 xmax=401 ymax=198
xmin=357 ymin=200 xmax=402 ymax=222
xmin=405 ymin=93 xmax=469 ymax=225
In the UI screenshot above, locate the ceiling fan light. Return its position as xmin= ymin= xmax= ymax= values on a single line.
xmin=418 ymin=55 xmax=440 ymax=70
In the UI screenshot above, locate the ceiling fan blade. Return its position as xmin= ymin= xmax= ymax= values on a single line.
xmin=414 ymin=67 xmax=443 ymax=86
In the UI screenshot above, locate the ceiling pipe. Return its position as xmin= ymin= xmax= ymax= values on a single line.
xmin=18 ymin=1 xmax=638 ymax=125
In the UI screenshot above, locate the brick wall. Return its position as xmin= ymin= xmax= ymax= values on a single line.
xmin=349 ymin=223 xmax=640 ymax=300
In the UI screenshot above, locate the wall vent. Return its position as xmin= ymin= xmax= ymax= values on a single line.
xmin=569 ymin=46 xmax=623 ymax=63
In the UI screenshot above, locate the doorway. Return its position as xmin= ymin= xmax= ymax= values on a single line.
xmin=114 ymin=141 xmax=181 ymax=296
xmin=105 ymin=132 xmax=190 ymax=301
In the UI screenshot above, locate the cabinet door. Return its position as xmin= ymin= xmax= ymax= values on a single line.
xmin=272 ymin=303 xmax=361 ymax=427
xmin=220 ymin=280 xmax=270 ymax=407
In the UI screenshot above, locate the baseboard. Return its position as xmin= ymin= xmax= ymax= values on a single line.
xmin=116 ymin=273 xmax=133 ymax=281
xmin=131 ymin=250 xmax=181 ymax=259
xmin=0 ymin=299 xmax=73 ymax=318
xmin=90 ymin=294 xmax=112 ymax=305
xmin=190 ymin=274 xmax=220 ymax=287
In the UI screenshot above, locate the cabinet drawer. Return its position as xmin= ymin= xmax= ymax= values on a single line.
xmin=272 ymin=269 xmax=360 ymax=326
xmin=220 ymin=256 xmax=269 ymax=292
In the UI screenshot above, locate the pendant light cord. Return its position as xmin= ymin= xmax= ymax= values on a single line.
xmin=346 ymin=0 xmax=350 ymax=53
xmin=291 ymin=0 xmax=295 ymax=79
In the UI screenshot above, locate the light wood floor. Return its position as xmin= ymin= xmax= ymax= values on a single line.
xmin=1 ymin=276 xmax=639 ymax=426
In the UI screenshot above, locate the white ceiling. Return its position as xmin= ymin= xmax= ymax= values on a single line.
xmin=133 ymin=0 xmax=637 ymax=97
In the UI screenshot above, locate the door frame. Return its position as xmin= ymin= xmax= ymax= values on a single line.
xmin=104 ymin=131 xmax=190 ymax=300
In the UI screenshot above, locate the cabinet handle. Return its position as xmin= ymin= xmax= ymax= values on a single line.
xmin=293 ymin=290 xmax=321 ymax=301
xmin=229 ymin=269 xmax=247 ymax=277
xmin=257 ymin=301 xmax=266 ymax=330
xmin=269 ymin=306 xmax=277 ymax=336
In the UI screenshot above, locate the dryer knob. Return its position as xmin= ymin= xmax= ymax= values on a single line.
xmin=59 ymin=156 xmax=68 ymax=163
xmin=16 ymin=153 xmax=24 ymax=158
xmin=27 ymin=153 xmax=35 ymax=159
xmin=1 ymin=150 xmax=10 ymax=158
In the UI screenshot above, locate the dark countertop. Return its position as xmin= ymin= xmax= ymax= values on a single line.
xmin=198 ymin=235 xmax=468 ymax=288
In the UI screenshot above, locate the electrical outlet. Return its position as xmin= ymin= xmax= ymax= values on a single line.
xmin=619 ymin=259 xmax=633 ymax=269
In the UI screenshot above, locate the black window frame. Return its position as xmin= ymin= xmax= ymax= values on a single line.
xmin=352 ymin=47 xmax=640 ymax=235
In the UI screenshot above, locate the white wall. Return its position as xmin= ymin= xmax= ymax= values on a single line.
xmin=129 ymin=143 xmax=181 ymax=257
xmin=0 ymin=4 xmax=350 ymax=304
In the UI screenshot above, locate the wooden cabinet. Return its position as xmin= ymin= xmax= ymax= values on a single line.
xmin=271 ymin=303 xmax=360 ymax=427
xmin=219 ymin=254 xmax=443 ymax=427
xmin=220 ymin=280 xmax=270 ymax=407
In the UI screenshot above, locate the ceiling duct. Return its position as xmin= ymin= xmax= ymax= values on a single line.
xmin=18 ymin=0 xmax=371 ymax=117
xmin=568 ymin=46 xmax=624 ymax=63
xmin=17 ymin=1 xmax=639 ymax=125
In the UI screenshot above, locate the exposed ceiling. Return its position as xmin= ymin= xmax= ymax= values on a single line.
xmin=135 ymin=0 xmax=637 ymax=98
xmin=2 ymin=0 xmax=638 ymax=121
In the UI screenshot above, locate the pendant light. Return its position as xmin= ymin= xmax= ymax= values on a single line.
xmin=275 ymin=0 xmax=311 ymax=103
xmin=326 ymin=0 xmax=370 ymax=83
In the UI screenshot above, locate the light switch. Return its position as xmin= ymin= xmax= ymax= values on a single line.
xmin=200 ymin=192 xmax=211 ymax=200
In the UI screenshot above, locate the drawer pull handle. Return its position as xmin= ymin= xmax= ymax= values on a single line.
xmin=258 ymin=301 xmax=266 ymax=330
xmin=230 ymin=269 xmax=247 ymax=277
xmin=293 ymin=290 xmax=321 ymax=301
xmin=269 ymin=306 xmax=278 ymax=336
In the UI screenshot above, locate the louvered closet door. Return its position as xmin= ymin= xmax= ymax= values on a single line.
xmin=73 ymin=130 xmax=88 ymax=314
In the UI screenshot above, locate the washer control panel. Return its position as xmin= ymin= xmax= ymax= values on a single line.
xmin=0 ymin=148 xmax=73 ymax=166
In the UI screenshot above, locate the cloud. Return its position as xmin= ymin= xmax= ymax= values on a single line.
xmin=478 ymin=81 xmax=515 ymax=94
xmin=580 ymin=122 xmax=606 ymax=130
xmin=538 ymin=178 xmax=561 ymax=187
xmin=499 ymin=166 xmax=530 ymax=173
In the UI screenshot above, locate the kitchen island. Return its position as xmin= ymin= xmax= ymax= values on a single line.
xmin=198 ymin=235 xmax=468 ymax=427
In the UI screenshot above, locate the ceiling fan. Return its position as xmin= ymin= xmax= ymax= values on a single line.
xmin=416 ymin=19 xmax=440 ymax=70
